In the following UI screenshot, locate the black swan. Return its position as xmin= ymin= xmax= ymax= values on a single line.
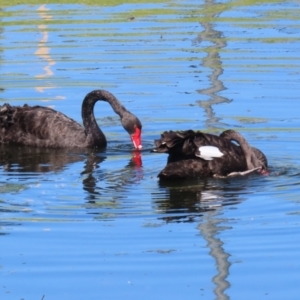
xmin=0 ymin=90 xmax=142 ymax=149
xmin=151 ymin=129 xmax=268 ymax=179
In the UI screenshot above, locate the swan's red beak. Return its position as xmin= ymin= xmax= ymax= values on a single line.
xmin=131 ymin=126 xmax=142 ymax=150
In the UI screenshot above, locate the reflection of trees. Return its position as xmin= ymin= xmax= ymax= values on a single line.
xmin=35 ymin=4 xmax=56 ymax=93
xmin=184 ymin=3 xmax=243 ymax=295
xmin=192 ymin=4 xmax=234 ymax=295
xmin=195 ymin=0 xmax=231 ymax=129
xmin=198 ymin=212 xmax=230 ymax=300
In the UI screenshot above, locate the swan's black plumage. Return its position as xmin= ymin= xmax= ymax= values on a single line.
xmin=152 ymin=130 xmax=267 ymax=179
xmin=0 ymin=90 xmax=142 ymax=149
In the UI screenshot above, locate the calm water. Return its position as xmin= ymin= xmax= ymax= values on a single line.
xmin=1 ymin=1 xmax=300 ymax=299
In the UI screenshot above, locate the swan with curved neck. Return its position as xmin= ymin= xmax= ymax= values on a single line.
xmin=219 ymin=130 xmax=267 ymax=172
xmin=0 ymin=90 xmax=142 ymax=149
xmin=152 ymin=129 xmax=268 ymax=179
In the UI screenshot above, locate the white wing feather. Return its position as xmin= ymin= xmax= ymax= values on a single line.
xmin=197 ymin=146 xmax=224 ymax=160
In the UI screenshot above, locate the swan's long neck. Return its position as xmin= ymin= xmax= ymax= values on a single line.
xmin=81 ymin=90 xmax=135 ymax=146
xmin=81 ymin=90 xmax=115 ymax=146
xmin=221 ymin=130 xmax=256 ymax=169
xmin=81 ymin=89 xmax=142 ymax=149
xmin=236 ymin=136 xmax=256 ymax=169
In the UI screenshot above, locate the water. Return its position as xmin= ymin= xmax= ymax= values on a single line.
xmin=1 ymin=1 xmax=300 ymax=299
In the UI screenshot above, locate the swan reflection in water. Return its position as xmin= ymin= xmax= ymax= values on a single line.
xmin=153 ymin=177 xmax=254 ymax=223
xmin=0 ymin=144 xmax=143 ymax=203
xmin=81 ymin=149 xmax=143 ymax=202
xmin=153 ymin=178 xmax=255 ymax=300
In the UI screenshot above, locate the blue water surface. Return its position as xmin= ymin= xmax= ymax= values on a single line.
xmin=1 ymin=1 xmax=300 ymax=299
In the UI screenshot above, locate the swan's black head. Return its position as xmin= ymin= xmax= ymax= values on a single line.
xmin=122 ymin=114 xmax=142 ymax=150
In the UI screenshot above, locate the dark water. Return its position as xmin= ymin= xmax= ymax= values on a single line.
xmin=1 ymin=1 xmax=300 ymax=299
